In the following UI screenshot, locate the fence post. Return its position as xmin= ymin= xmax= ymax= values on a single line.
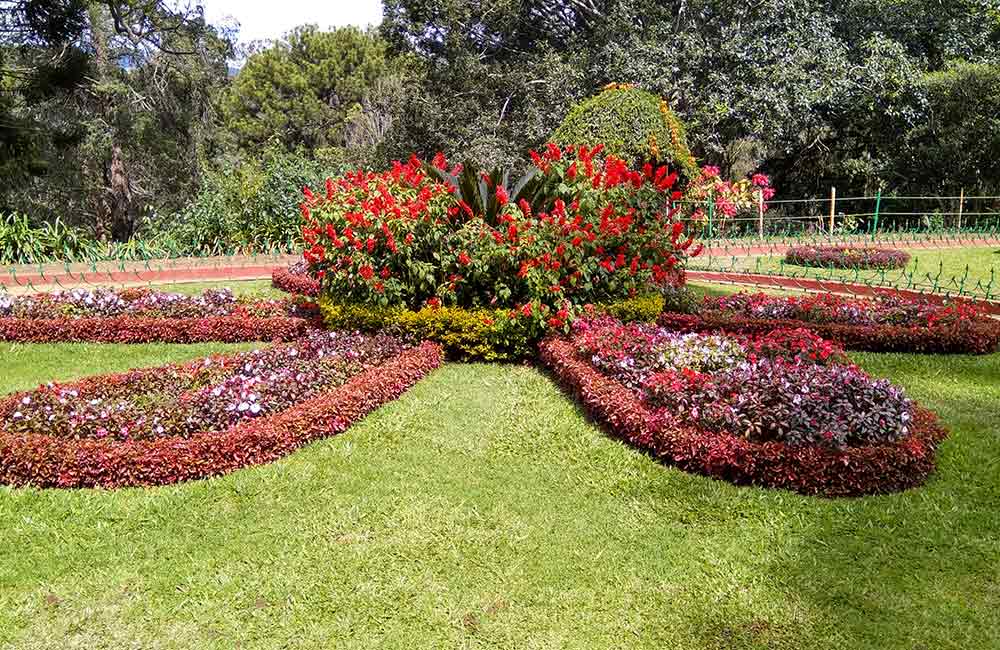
xmin=757 ymin=189 xmax=764 ymax=240
xmin=957 ymin=188 xmax=965 ymax=231
xmin=871 ymin=190 xmax=882 ymax=241
xmin=829 ymin=186 xmax=836 ymax=234
xmin=706 ymin=200 xmax=714 ymax=239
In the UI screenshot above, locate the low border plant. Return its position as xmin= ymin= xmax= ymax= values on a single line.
xmin=541 ymin=317 xmax=947 ymax=496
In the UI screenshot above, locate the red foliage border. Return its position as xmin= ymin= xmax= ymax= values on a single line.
xmin=540 ymin=337 xmax=948 ymax=497
xmin=0 ymin=315 xmax=322 ymax=343
xmin=657 ymin=312 xmax=1000 ymax=355
xmin=0 ymin=341 xmax=442 ymax=488
xmin=271 ymin=266 xmax=320 ymax=297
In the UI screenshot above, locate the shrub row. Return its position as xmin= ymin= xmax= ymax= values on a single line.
xmin=0 ymin=341 xmax=442 ymax=488
xmin=271 ymin=263 xmax=320 ymax=297
xmin=784 ymin=245 xmax=910 ymax=270
xmin=658 ymin=312 xmax=1000 ymax=355
xmin=0 ymin=315 xmax=320 ymax=343
xmin=540 ymin=337 xmax=947 ymax=497
xmin=319 ymin=293 xmax=666 ymax=360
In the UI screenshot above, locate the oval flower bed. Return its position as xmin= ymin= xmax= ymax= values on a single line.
xmin=784 ymin=245 xmax=910 ymax=270
xmin=0 ymin=287 xmax=321 ymax=343
xmin=272 ymin=261 xmax=320 ymax=297
xmin=660 ymin=291 xmax=1000 ymax=354
xmin=0 ymin=331 xmax=442 ymax=488
xmin=541 ymin=317 xmax=947 ymax=496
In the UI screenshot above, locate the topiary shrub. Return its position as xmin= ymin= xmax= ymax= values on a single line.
xmin=551 ymin=84 xmax=699 ymax=179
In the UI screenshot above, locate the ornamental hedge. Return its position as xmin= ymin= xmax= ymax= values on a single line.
xmin=0 ymin=339 xmax=442 ymax=489
xmin=784 ymin=245 xmax=911 ymax=270
xmin=541 ymin=335 xmax=947 ymax=497
xmin=664 ymin=291 xmax=1000 ymax=354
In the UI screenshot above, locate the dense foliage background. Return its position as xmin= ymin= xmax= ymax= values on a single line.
xmin=2 ymin=0 xmax=999 ymax=258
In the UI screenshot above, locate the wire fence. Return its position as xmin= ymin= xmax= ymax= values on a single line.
xmin=677 ymin=191 xmax=1000 ymax=241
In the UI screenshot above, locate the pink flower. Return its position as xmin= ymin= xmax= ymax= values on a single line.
xmin=701 ymin=165 xmax=721 ymax=179
xmin=751 ymin=173 xmax=770 ymax=187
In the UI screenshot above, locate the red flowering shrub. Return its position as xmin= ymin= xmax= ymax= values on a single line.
xmin=661 ymin=291 xmax=1000 ymax=354
xmin=271 ymin=261 xmax=320 ymax=297
xmin=301 ymin=145 xmax=700 ymax=333
xmin=0 ymin=340 xmax=442 ymax=488
xmin=540 ymin=337 xmax=947 ymax=497
xmin=785 ymin=245 xmax=910 ymax=270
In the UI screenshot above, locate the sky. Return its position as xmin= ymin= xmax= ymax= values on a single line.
xmin=201 ymin=0 xmax=384 ymax=45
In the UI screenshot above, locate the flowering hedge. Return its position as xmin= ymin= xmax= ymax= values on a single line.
xmin=272 ymin=261 xmax=320 ymax=297
xmin=0 ymin=287 xmax=321 ymax=343
xmin=541 ymin=331 xmax=947 ymax=497
xmin=0 ymin=337 xmax=442 ymax=488
xmin=662 ymin=291 xmax=1000 ymax=354
xmin=301 ymin=145 xmax=700 ymax=334
xmin=784 ymin=245 xmax=910 ymax=270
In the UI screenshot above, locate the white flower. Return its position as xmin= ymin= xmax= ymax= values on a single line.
xmin=21 ymin=396 xmax=30 ymax=405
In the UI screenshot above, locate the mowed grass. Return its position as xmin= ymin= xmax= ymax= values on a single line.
xmin=692 ymin=245 xmax=1000 ymax=294
xmin=0 ymin=342 xmax=257 ymax=394
xmin=0 ymin=344 xmax=998 ymax=648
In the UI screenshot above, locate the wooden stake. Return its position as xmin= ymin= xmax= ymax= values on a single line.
xmin=957 ymin=188 xmax=965 ymax=230
xmin=829 ymin=186 xmax=836 ymax=233
xmin=757 ymin=189 xmax=764 ymax=240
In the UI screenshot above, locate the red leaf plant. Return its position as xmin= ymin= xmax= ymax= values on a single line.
xmin=0 ymin=337 xmax=442 ymax=488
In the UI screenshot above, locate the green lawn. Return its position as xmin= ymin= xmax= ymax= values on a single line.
xmin=0 ymin=345 xmax=998 ymax=649
xmin=693 ymin=245 xmax=1000 ymax=295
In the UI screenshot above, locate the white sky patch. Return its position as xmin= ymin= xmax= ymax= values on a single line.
xmin=201 ymin=0 xmax=384 ymax=45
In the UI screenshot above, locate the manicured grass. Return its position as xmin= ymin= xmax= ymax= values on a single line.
xmin=693 ymin=245 xmax=1000 ymax=294
xmin=0 ymin=342 xmax=256 ymax=394
xmin=162 ymin=278 xmax=285 ymax=298
xmin=0 ymin=345 xmax=998 ymax=648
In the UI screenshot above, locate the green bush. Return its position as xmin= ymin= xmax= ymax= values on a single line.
xmin=319 ymin=293 xmax=665 ymax=361
xmin=162 ymin=150 xmax=344 ymax=255
xmin=551 ymin=85 xmax=699 ymax=179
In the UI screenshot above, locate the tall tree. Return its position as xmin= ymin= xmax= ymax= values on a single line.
xmin=1 ymin=0 xmax=233 ymax=239
xmin=221 ymin=26 xmax=388 ymax=155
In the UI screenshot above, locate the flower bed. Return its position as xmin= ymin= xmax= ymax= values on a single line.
xmin=660 ymin=291 xmax=1000 ymax=354
xmin=272 ymin=261 xmax=320 ymax=297
xmin=0 ymin=287 xmax=320 ymax=343
xmin=784 ymin=245 xmax=910 ymax=270
xmin=0 ymin=333 xmax=442 ymax=488
xmin=541 ymin=317 xmax=947 ymax=496
xmin=302 ymin=145 xmax=699 ymax=335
